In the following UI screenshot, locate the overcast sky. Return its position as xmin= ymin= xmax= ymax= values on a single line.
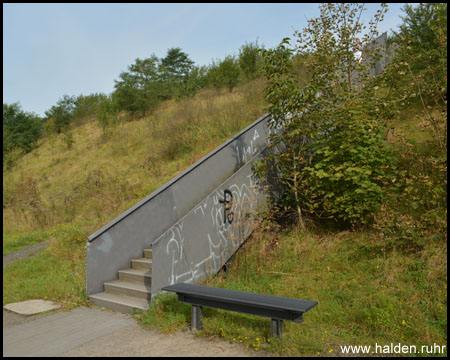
xmin=3 ymin=3 xmax=407 ymax=117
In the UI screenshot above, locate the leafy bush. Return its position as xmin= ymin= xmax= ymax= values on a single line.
xmin=73 ymin=93 xmax=108 ymax=120
xmin=257 ymin=4 xmax=395 ymax=228
xmin=177 ymin=65 xmax=209 ymax=98
xmin=113 ymin=55 xmax=162 ymax=116
xmin=238 ymin=40 xmax=263 ymax=81
xmin=159 ymin=47 xmax=195 ymax=98
xmin=44 ymin=95 xmax=76 ymax=133
xmin=370 ymin=3 xmax=447 ymax=249
xmin=207 ymin=56 xmax=241 ymax=92
xmin=113 ymin=48 xmax=200 ymax=116
xmin=3 ymin=102 xmax=43 ymax=164
xmin=302 ymin=100 xmax=395 ymax=225
xmin=95 ymin=94 xmax=119 ymax=136
xmin=386 ymin=3 xmax=447 ymax=156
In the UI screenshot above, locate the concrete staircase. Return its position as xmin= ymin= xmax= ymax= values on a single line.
xmin=89 ymin=247 xmax=152 ymax=313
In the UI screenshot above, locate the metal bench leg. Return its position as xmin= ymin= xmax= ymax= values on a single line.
xmin=270 ymin=319 xmax=283 ymax=339
xmin=191 ymin=305 xmax=203 ymax=330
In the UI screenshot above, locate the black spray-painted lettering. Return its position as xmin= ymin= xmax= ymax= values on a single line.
xmin=219 ymin=189 xmax=234 ymax=224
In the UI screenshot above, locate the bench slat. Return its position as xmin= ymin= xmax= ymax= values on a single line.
xmin=178 ymin=293 xmax=304 ymax=323
xmin=162 ymin=283 xmax=317 ymax=315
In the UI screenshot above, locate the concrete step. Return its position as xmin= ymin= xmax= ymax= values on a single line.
xmin=104 ymin=279 xmax=152 ymax=300
xmin=118 ymin=268 xmax=152 ymax=286
xmin=132 ymin=258 xmax=152 ymax=270
xmin=144 ymin=248 xmax=152 ymax=259
xmin=89 ymin=291 xmax=149 ymax=313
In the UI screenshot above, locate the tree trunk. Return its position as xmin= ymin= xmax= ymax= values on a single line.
xmin=293 ymin=154 xmax=306 ymax=231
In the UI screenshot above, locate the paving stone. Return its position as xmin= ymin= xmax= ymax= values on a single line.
xmin=3 ymin=299 xmax=61 ymax=316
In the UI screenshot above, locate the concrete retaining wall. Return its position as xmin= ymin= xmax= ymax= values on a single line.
xmin=151 ymin=149 xmax=270 ymax=296
xmin=86 ymin=114 xmax=272 ymax=296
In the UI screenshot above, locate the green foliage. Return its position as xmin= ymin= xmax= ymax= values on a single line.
xmin=238 ymin=40 xmax=263 ymax=80
xmin=113 ymin=48 xmax=201 ymax=115
xmin=385 ymin=3 xmax=447 ymax=155
xmin=137 ymin=292 xmax=191 ymax=333
xmin=257 ymin=3 xmax=394 ymax=228
xmin=302 ymin=100 xmax=395 ymax=225
xmin=394 ymin=3 xmax=447 ymax=77
xmin=159 ymin=47 xmax=195 ymax=82
xmin=159 ymin=47 xmax=195 ymax=98
xmin=180 ymin=65 xmax=209 ymax=98
xmin=3 ymin=102 xmax=43 ymax=166
xmin=113 ymin=55 xmax=162 ymax=116
xmin=95 ymin=94 xmax=119 ymax=136
xmin=3 ymin=230 xmax=50 ymax=255
xmin=370 ymin=3 xmax=447 ymax=249
xmin=208 ymin=56 xmax=241 ymax=92
xmin=44 ymin=94 xmax=77 ymax=133
xmin=3 ymin=223 xmax=88 ymax=308
xmin=73 ymin=92 xmax=108 ymax=120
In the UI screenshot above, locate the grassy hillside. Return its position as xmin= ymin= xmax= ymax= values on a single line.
xmin=3 ymin=77 xmax=446 ymax=357
xmin=3 ymin=79 xmax=266 ymax=305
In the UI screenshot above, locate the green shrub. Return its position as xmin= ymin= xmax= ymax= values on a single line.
xmin=44 ymin=95 xmax=76 ymax=134
xmin=95 ymin=94 xmax=119 ymax=136
xmin=302 ymin=101 xmax=395 ymax=225
xmin=3 ymin=103 xmax=43 ymax=161
xmin=257 ymin=4 xmax=394 ymax=228
xmin=238 ymin=40 xmax=263 ymax=81
xmin=207 ymin=56 xmax=241 ymax=92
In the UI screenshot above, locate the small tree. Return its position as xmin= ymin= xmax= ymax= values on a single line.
xmin=3 ymin=102 xmax=42 ymax=158
xmin=395 ymin=3 xmax=447 ymax=76
xmin=238 ymin=40 xmax=263 ymax=80
xmin=180 ymin=65 xmax=209 ymax=98
xmin=382 ymin=3 xmax=447 ymax=156
xmin=95 ymin=94 xmax=119 ymax=137
xmin=114 ymin=55 xmax=162 ymax=116
xmin=257 ymin=3 xmax=394 ymax=228
xmin=73 ymin=93 xmax=107 ymax=120
xmin=208 ymin=56 xmax=241 ymax=92
xmin=44 ymin=94 xmax=76 ymax=133
xmin=159 ymin=47 xmax=195 ymax=98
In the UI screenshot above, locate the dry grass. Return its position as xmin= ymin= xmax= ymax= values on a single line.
xmin=3 ymin=78 xmax=266 ymax=241
xmin=3 ymin=79 xmax=266 ymax=307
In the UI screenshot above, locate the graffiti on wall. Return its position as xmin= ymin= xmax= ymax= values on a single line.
xmin=158 ymin=171 xmax=262 ymax=289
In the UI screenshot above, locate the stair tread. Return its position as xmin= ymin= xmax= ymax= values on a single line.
xmin=132 ymin=258 xmax=152 ymax=263
xmin=132 ymin=258 xmax=152 ymax=269
xmin=90 ymin=291 xmax=149 ymax=310
xmin=119 ymin=268 xmax=152 ymax=277
xmin=105 ymin=279 xmax=151 ymax=292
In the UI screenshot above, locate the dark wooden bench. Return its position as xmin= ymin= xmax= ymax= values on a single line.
xmin=161 ymin=283 xmax=317 ymax=339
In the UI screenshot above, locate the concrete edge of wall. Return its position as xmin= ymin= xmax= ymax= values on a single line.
xmin=87 ymin=113 xmax=271 ymax=243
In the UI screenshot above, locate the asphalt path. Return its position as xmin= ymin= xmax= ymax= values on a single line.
xmin=3 ymin=307 xmax=263 ymax=357
xmin=3 ymin=244 xmax=265 ymax=357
